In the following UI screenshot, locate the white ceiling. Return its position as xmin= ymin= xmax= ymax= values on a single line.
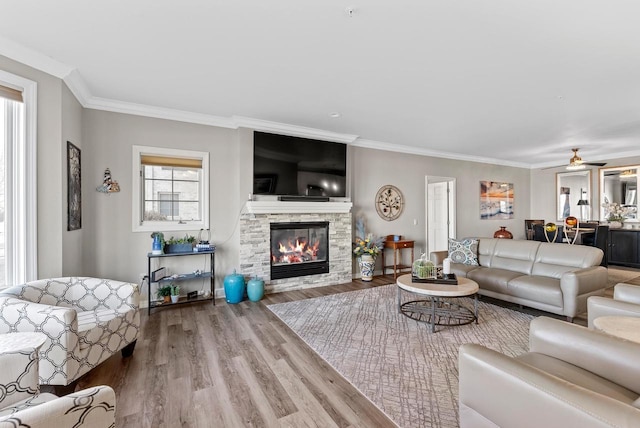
xmin=2 ymin=0 xmax=640 ymax=168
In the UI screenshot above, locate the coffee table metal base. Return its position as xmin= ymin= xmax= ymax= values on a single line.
xmin=399 ymin=293 xmax=478 ymax=333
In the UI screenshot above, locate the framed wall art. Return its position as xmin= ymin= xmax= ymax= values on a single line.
xmin=480 ymin=181 xmax=514 ymax=220
xmin=67 ymin=141 xmax=82 ymax=231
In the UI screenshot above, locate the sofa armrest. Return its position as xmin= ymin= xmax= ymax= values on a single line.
xmin=459 ymin=343 xmax=640 ymax=428
xmin=0 ymin=347 xmax=40 ymax=409
xmin=588 ymin=296 xmax=640 ymax=328
xmin=0 ymin=297 xmax=78 ymax=335
xmin=529 ymin=316 xmax=640 ymax=395
xmin=560 ymin=266 xmax=608 ymax=315
xmin=2 ymin=386 xmax=116 ymax=428
xmin=614 ymin=283 xmax=640 ymax=305
xmin=430 ymin=250 xmax=448 ymax=265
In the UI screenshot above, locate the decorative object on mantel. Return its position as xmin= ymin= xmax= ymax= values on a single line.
xmin=353 ymin=217 xmax=384 ymax=282
xmin=375 ymin=185 xmax=404 ymax=221
xmin=493 ymin=226 xmax=513 ymax=239
xmin=96 ymin=168 xmax=120 ymax=193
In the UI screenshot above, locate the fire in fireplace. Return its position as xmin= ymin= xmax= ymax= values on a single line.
xmin=270 ymin=222 xmax=329 ymax=280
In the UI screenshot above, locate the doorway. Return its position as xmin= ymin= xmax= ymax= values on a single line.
xmin=425 ymin=176 xmax=456 ymax=256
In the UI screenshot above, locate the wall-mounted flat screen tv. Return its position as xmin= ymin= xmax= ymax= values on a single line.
xmin=253 ymin=131 xmax=347 ymax=198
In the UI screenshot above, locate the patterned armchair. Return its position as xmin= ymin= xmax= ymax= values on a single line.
xmin=0 ymin=332 xmax=116 ymax=427
xmin=0 ymin=277 xmax=140 ymax=387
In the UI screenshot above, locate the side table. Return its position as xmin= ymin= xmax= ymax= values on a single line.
xmin=382 ymin=239 xmax=414 ymax=279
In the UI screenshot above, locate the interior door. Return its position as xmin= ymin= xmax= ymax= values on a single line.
xmin=426 ymin=177 xmax=456 ymax=256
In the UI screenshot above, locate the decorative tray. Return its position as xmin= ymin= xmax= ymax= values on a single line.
xmin=411 ymin=273 xmax=458 ymax=285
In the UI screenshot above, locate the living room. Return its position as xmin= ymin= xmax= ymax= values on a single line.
xmin=2 ymin=2 xmax=640 ymax=427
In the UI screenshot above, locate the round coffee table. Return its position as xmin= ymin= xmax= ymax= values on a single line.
xmin=396 ymin=274 xmax=479 ymax=333
xmin=593 ymin=316 xmax=640 ymax=344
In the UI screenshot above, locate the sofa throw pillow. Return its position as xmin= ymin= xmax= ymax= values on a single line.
xmin=448 ymin=238 xmax=479 ymax=265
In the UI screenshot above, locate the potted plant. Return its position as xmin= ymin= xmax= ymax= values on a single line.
xmin=352 ymin=217 xmax=384 ymax=282
xmin=157 ymin=285 xmax=172 ymax=303
xmin=150 ymin=232 xmax=165 ymax=255
xmin=170 ymin=284 xmax=180 ymax=303
xmin=164 ymin=234 xmax=197 ymax=254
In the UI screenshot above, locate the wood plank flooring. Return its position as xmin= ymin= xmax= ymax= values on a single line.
xmin=78 ymin=275 xmax=398 ymax=428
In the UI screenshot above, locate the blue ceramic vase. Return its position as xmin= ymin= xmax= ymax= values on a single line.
xmin=247 ymin=276 xmax=265 ymax=302
xmin=224 ymin=269 xmax=245 ymax=304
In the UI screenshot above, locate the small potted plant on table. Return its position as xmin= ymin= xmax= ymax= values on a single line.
xmin=170 ymin=284 xmax=180 ymax=303
xmin=157 ymin=285 xmax=172 ymax=303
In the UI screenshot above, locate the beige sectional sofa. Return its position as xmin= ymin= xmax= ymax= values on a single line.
xmin=432 ymin=238 xmax=607 ymax=321
xmin=459 ymin=317 xmax=640 ymax=427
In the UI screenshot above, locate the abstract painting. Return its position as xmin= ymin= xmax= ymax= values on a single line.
xmin=480 ymin=181 xmax=514 ymax=220
xmin=67 ymin=141 xmax=81 ymax=231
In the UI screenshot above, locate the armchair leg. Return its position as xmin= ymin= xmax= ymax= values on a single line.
xmin=40 ymin=380 xmax=79 ymax=397
xmin=566 ymin=316 xmax=574 ymax=323
xmin=121 ymin=340 xmax=137 ymax=358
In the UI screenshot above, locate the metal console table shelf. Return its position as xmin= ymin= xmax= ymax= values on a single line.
xmin=146 ymin=250 xmax=215 ymax=315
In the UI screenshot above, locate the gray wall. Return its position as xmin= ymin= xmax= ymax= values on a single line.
xmin=350 ymin=147 xmax=531 ymax=271
xmin=61 ymin=83 xmax=84 ymax=275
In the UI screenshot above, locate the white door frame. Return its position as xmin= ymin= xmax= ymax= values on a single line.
xmin=425 ymin=176 xmax=456 ymax=256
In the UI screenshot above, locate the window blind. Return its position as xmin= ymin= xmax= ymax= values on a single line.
xmin=141 ymin=155 xmax=202 ymax=169
xmin=0 ymin=84 xmax=23 ymax=103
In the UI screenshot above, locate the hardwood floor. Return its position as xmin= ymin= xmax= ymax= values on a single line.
xmin=78 ymin=275 xmax=398 ymax=428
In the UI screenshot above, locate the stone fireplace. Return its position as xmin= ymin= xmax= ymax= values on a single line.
xmin=240 ymin=201 xmax=352 ymax=293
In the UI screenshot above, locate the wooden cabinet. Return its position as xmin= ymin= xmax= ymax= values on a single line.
xmin=146 ymin=250 xmax=215 ymax=315
xmin=608 ymin=230 xmax=640 ymax=268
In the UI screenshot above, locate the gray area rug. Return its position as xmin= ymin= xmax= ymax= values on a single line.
xmin=268 ymin=285 xmax=534 ymax=428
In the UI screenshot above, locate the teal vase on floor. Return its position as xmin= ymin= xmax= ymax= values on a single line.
xmin=224 ymin=269 xmax=245 ymax=304
xmin=247 ymin=276 xmax=265 ymax=302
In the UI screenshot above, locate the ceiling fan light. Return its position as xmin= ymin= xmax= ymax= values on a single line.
xmin=566 ymin=163 xmax=586 ymax=170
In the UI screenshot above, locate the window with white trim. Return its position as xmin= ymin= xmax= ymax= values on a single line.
xmin=132 ymin=146 xmax=209 ymax=232
xmin=0 ymin=71 xmax=37 ymax=288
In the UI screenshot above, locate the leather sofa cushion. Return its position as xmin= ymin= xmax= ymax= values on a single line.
xmin=450 ymin=263 xmax=479 ymax=278
xmin=488 ymin=240 xmax=539 ymax=275
xmin=516 ymin=352 xmax=639 ymax=406
xmin=507 ymin=275 xmax=563 ymax=307
xmin=532 ymin=242 xmax=603 ymax=278
xmin=468 ymin=267 xmax=522 ymax=294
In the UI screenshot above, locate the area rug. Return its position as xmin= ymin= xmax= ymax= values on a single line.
xmin=268 ymin=285 xmax=534 ymax=428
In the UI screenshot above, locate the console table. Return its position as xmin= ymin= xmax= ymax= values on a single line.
xmin=382 ymin=238 xmax=414 ymax=279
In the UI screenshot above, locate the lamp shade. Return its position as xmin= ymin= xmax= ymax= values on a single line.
xmin=577 ymin=199 xmax=589 ymax=206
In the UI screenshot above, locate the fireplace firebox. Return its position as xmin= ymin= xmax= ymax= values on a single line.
xmin=270 ymin=222 xmax=329 ymax=280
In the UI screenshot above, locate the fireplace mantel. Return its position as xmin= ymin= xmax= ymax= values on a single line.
xmin=244 ymin=200 xmax=353 ymax=214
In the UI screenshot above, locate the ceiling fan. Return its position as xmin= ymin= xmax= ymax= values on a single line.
xmin=565 ymin=148 xmax=607 ymax=170
xmin=543 ymin=148 xmax=607 ymax=170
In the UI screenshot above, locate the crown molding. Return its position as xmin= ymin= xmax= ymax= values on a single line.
xmin=232 ymin=116 xmax=359 ymax=144
xmin=84 ymin=97 xmax=237 ymax=128
xmin=0 ymin=35 xmax=73 ymax=79
xmin=63 ymin=69 xmax=92 ymax=105
xmin=351 ymin=138 xmax=531 ymax=168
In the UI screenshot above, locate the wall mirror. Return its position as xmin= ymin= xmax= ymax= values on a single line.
xmin=557 ymin=170 xmax=591 ymax=221
xmin=600 ymin=165 xmax=639 ymax=220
